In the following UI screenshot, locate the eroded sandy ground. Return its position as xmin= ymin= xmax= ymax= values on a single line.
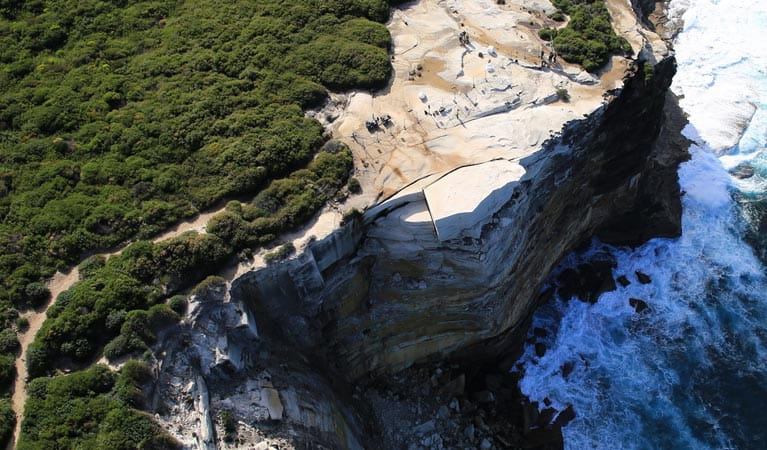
xmin=325 ymin=0 xmax=641 ymax=204
xmin=309 ymin=0 xmax=670 ymax=243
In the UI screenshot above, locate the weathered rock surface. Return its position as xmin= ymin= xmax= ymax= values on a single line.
xmin=233 ymin=56 xmax=687 ymax=384
xmin=156 ymin=9 xmax=690 ymax=448
xmin=153 ymin=284 xmax=368 ymax=449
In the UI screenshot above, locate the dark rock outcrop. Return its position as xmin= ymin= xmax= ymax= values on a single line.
xmin=631 ymin=0 xmax=684 ymax=41
xmin=216 ymin=55 xmax=689 ymax=447
xmin=233 ymin=56 xmax=687 ymax=381
xmin=629 ymin=298 xmax=650 ymax=313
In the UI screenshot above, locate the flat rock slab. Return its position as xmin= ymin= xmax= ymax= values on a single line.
xmin=260 ymin=387 xmax=284 ymax=420
xmin=423 ymin=159 xmax=524 ymax=240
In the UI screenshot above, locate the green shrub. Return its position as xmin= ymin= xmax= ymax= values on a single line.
xmin=539 ymin=28 xmax=557 ymax=41
xmin=221 ymin=409 xmax=237 ymax=442
xmin=0 ymin=329 xmax=19 ymax=354
xmin=25 ymin=341 xmax=50 ymax=379
xmin=78 ymin=255 xmax=106 ymax=280
xmin=264 ymin=242 xmax=296 ymax=265
xmin=23 ymin=282 xmax=49 ymax=307
xmin=545 ymin=0 xmax=631 ymax=72
xmin=0 ymin=399 xmax=14 ymax=449
xmin=147 ymin=304 xmax=180 ymax=330
xmin=104 ymin=334 xmax=147 ymax=361
xmin=191 ymin=276 xmax=227 ymax=297
xmin=168 ymin=295 xmax=187 ymax=315
xmin=342 ymin=208 xmax=363 ymax=225
xmin=348 ymin=177 xmax=362 ymax=194
xmin=643 ymin=60 xmax=655 ymax=82
xmin=15 ymin=316 xmax=29 ymax=331
xmin=18 ymin=365 xmax=175 ymax=449
xmin=209 ymin=146 xmax=353 ymax=251
xmin=549 ymin=11 xmax=566 ymax=21
xmin=556 ymin=88 xmax=570 ymax=102
xmin=114 ymin=360 xmax=152 ymax=408
xmin=0 ymin=354 xmax=15 ymax=390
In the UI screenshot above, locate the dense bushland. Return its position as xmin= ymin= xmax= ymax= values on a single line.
xmin=539 ymin=0 xmax=631 ymax=72
xmin=207 ymin=144 xmax=354 ymax=249
xmin=18 ymin=362 xmax=179 ymax=449
xmin=0 ymin=398 xmax=13 ymax=448
xmin=0 ymin=0 xmax=392 ymax=445
xmin=0 ymin=0 xmax=390 ymax=369
xmin=26 ymin=144 xmax=352 ymax=377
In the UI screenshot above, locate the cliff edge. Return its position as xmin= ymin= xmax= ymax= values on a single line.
xmin=153 ymin=1 xmax=690 ymax=448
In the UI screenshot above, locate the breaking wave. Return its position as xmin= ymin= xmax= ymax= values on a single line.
xmin=518 ymin=0 xmax=767 ymax=448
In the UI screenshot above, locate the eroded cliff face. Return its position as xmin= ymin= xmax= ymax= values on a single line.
xmin=232 ymin=56 xmax=688 ymax=383
xmin=155 ymin=54 xmax=689 ymax=448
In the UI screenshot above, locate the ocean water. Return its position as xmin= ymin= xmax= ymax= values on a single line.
xmin=517 ymin=0 xmax=767 ymax=448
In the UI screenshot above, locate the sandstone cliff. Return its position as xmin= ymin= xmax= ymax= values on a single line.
xmin=233 ymin=56 xmax=686 ymax=380
xmin=153 ymin=1 xmax=691 ymax=442
xmin=156 ymin=53 xmax=688 ymax=448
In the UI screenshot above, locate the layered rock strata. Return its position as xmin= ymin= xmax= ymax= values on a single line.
xmin=233 ymin=56 xmax=686 ymax=382
xmin=155 ymin=1 xmax=690 ymax=447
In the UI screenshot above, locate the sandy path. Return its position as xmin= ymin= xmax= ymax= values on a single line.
xmin=5 ymin=204 xmax=231 ymax=449
xmin=5 ymin=197 xmax=347 ymax=448
xmin=5 ymin=0 xmax=661 ymax=446
xmin=8 ymin=269 xmax=79 ymax=449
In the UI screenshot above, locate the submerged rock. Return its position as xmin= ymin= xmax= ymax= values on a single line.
xmin=617 ymin=275 xmax=631 ymax=287
xmin=629 ymin=298 xmax=650 ymax=313
xmin=560 ymin=362 xmax=575 ymax=379
xmin=553 ymin=405 xmax=576 ymax=428
xmin=635 ymin=270 xmax=652 ymax=284
xmin=732 ymin=164 xmax=755 ymax=179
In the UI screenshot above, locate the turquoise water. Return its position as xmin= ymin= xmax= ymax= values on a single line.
xmin=518 ymin=0 xmax=767 ymax=448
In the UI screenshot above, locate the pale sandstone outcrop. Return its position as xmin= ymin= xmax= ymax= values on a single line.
xmin=155 ymin=1 xmax=688 ymax=447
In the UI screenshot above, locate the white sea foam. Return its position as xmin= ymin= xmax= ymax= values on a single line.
xmin=671 ymin=0 xmax=767 ymax=153
xmin=519 ymin=142 xmax=767 ymax=449
xmin=518 ymin=0 xmax=767 ymax=448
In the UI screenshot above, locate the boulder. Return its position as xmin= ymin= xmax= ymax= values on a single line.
xmin=560 ymin=361 xmax=574 ymax=379
xmin=472 ymin=391 xmax=496 ymax=403
xmin=535 ymin=407 xmax=557 ymax=428
xmin=732 ymin=164 xmax=755 ymax=179
xmin=635 ymin=270 xmax=652 ymax=284
xmin=464 ymin=423 xmax=476 ymax=440
xmin=413 ymin=420 xmax=436 ymax=436
xmin=442 ymin=374 xmax=466 ymax=396
xmin=617 ymin=275 xmax=631 ymax=287
xmin=552 ymin=405 xmax=576 ymax=427
xmin=629 ymin=298 xmax=650 ymax=313
xmin=260 ymin=386 xmax=284 ymax=420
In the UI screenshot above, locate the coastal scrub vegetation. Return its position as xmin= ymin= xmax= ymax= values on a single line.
xmin=0 ymin=0 xmax=394 ymax=446
xmin=0 ymin=0 xmax=388 ymax=338
xmin=26 ymin=144 xmax=353 ymax=378
xmin=539 ymin=0 xmax=631 ymax=72
xmin=0 ymin=399 xmax=13 ymax=448
xmin=18 ymin=363 xmax=179 ymax=449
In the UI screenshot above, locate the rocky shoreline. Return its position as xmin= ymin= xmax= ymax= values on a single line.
xmin=149 ymin=1 xmax=692 ymax=449
xmin=153 ymin=59 xmax=689 ymax=450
